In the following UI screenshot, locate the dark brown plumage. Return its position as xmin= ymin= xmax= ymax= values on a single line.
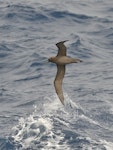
xmin=49 ymin=41 xmax=82 ymax=105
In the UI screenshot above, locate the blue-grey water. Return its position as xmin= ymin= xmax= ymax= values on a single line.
xmin=0 ymin=0 xmax=113 ymax=149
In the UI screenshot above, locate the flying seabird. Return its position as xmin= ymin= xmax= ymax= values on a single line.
xmin=48 ymin=40 xmax=82 ymax=105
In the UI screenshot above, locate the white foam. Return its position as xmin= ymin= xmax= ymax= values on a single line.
xmin=100 ymin=140 xmax=113 ymax=150
xmin=79 ymin=114 xmax=100 ymax=126
xmin=11 ymin=114 xmax=54 ymax=149
xmin=11 ymin=93 xmax=79 ymax=149
xmin=11 ymin=93 xmax=113 ymax=150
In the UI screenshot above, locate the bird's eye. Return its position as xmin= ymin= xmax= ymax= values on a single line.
xmin=49 ymin=57 xmax=52 ymax=61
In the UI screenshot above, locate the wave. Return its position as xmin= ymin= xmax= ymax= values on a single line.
xmin=3 ymin=4 xmax=49 ymax=23
xmin=14 ymin=75 xmax=42 ymax=82
xmin=1 ymin=94 xmax=111 ymax=150
xmin=50 ymin=10 xmax=93 ymax=20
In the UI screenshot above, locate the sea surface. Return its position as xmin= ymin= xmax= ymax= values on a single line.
xmin=0 ymin=0 xmax=113 ymax=149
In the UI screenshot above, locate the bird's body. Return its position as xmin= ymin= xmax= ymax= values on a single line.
xmin=49 ymin=56 xmax=81 ymax=65
xmin=48 ymin=41 xmax=82 ymax=105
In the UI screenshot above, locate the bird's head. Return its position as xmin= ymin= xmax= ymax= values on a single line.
xmin=48 ymin=57 xmax=55 ymax=62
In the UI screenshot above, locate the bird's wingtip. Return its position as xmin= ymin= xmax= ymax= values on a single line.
xmin=56 ymin=40 xmax=69 ymax=45
xmin=60 ymin=99 xmax=65 ymax=105
xmin=58 ymin=93 xmax=65 ymax=105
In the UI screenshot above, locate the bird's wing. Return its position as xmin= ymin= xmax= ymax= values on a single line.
xmin=54 ymin=65 xmax=65 ymax=105
xmin=57 ymin=46 xmax=66 ymax=56
xmin=56 ymin=41 xmax=67 ymax=56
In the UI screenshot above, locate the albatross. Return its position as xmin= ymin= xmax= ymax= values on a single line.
xmin=48 ymin=40 xmax=82 ymax=105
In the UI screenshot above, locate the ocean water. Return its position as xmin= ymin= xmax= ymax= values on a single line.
xmin=0 ymin=0 xmax=113 ymax=149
